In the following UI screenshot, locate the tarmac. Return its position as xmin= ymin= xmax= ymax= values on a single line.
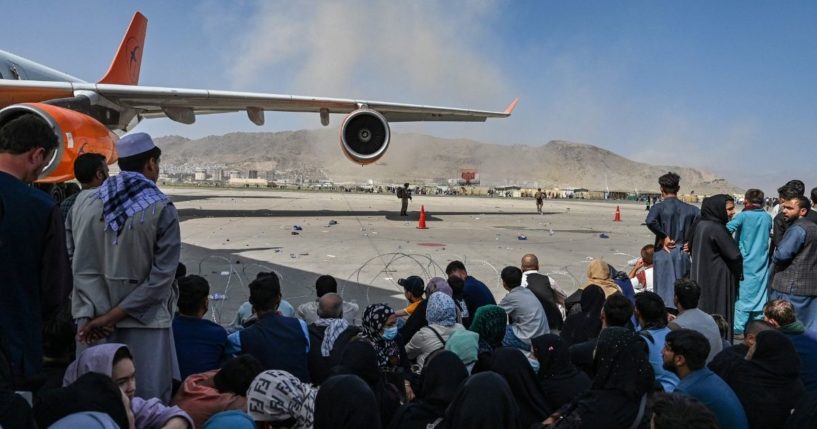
xmin=170 ymin=188 xmax=660 ymax=325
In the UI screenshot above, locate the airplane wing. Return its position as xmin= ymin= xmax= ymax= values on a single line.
xmin=0 ymin=80 xmax=517 ymax=125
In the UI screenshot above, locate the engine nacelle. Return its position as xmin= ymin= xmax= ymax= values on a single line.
xmin=339 ymin=108 xmax=390 ymax=165
xmin=0 ymin=103 xmax=118 ymax=183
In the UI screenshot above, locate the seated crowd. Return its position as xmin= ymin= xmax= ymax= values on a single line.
xmin=4 ymin=253 xmax=817 ymax=428
xmin=2 ymin=126 xmax=817 ymax=428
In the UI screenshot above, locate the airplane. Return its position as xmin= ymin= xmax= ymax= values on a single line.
xmin=0 ymin=12 xmax=517 ymax=199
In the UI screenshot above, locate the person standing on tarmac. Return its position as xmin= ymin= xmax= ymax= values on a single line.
xmin=398 ymin=183 xmax=412 ymax=216
xmin=534 ymin=188 xmax=544 ymax=214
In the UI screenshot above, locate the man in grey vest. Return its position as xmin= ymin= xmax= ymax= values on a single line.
xmin=67 ymin=132 xmax=181 ymax=402
xmin=771 ymin=195 xmax=817 ymax=331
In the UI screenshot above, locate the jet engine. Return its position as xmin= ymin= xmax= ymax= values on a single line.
xmin=339 ymin=108 xmax=390 ymax=165
xmin=0 ymin=103 xmax=118 ymax=183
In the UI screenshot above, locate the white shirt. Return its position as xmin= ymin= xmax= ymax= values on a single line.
xmin=521 ymin=270 xmax=560 ymax=290
xmin=630 ymin=267 xmax=654 ymax=292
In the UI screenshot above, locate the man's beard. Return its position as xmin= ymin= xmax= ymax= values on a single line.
xmin=662 ymin=360 xmax=678 ymax=375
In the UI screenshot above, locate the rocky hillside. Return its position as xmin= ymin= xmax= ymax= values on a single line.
xmin=155 ymin=129 xmax=739 ymax=194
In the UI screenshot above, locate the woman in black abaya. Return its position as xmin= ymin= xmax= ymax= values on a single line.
xmin=560 ymin=285 xmax=605 ymax=346
xmin=687 ymin=194 xmax=743 ymax=341
xmin=442 ymin=372 xmax=519 ymax=429
xmin=531 ymin=334 xmax=592 ymax=409
xmin=474 ymin=347 xmax=551 ymax=428
xmin=388 ymin=351 xmax=469 ymax=429
xmin=334 ymin=340 xmax=402 ymax=428
xmin=546 ymin=327 xmax=654 ymax=429
xmin=314 ymin=375 xmax=381 ymax=429
xmin=714 ymin=329 xmax=804 ymax=429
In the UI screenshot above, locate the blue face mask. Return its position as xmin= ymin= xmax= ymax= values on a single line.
xmin=382 ymin=326 xmax=398 ymax=340
xmin=528 ymin=358 xmax=540 ymax=374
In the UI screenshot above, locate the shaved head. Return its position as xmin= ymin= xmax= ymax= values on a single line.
xmin=317 ymin=292 xmax=344 ymax=319
xmin=521 ymin=254 xmax=539 ymax=271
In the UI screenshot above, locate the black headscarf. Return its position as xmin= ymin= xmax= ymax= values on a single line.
xmin=532 ymin=334 xmax=576 ymax=380
xmin=701 ymin=195 xmax=730 ymax=225
xmin=474 ymin=347 xmax=551 ymax=428
xmin=33 ymin=372 xmax=129 ymax=429
xmin=442 ymin=371 xmax=519 ymax=429
xmin=388 ymin=351 xmax=468 ymax=429
xmin=531 ymin=334 xmax=592 ymax=409
xmin=591 ymin=327 xmax=654 ymax=400
xmin=751 ymin=329 xmax=801 ymax=378
xmin=314 ymin=375 xmax=381 ymax=429
xmin=335 ymin=341 xmax=401 ymax=428
xmin=419 ymin=350 xmax=468 ymax=409
xmin=686 ymin=194 xmax=730 ymax=250
xmin=560 ymin=285 xmax=605 ymax=346
xmin=0 ymin=390 xmax=35 ymax=429
xmin=547 ymin=328 xmax=653 ymax=429
xmin=720 ymin=330 xmax=804 ymax=429
xmin=336 ymin=340 xmax=380 ymax=385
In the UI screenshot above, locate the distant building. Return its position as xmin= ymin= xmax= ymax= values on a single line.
xmin=227 ymin=177 xmax=268 ymax=188
xmin=213 ymin=169 xmax=224 ymax=181
xmin=194 ymin=168 xmax=206 ymax=181
xmin=248 ymin=170 xmax=258 ymax=179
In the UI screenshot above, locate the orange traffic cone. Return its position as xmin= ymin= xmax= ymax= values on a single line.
xmin=614 ymin=205 xmax=621 ymax=222
xmin=417 ymin=205 xmax=428 ymax=229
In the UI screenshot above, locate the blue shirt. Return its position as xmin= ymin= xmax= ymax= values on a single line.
xmin=676 ymin=368 xmax=749 ymax=429
xmin=787 ymin=329 xmax=817 ymax=393
xmin=641 ymin=327 xmax=680 ymax=392
xmin=463 ymin=276 xmax=496 ymax=317
xmin=172 ymin=314 xmax=228 ymax=380
xmin=226 ymin=317 xmax=310 ymax=355
xmin=774 ymin=224 xmax=807 ymax=264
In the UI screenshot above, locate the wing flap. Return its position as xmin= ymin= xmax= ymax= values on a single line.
xmin=91 ymin=84 xmax=514 ymax=122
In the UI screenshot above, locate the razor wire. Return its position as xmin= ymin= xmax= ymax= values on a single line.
xmin=196 ymin=255 xmax=242 ymax=324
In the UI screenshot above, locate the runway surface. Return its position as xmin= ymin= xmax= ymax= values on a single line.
xmin=171 ymin=188 xmax=658 ymax=325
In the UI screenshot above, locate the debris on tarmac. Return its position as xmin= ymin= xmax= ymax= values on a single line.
xmin=599 ymin=233 xmax=610 ymax=239
xmin=518 ymin=235 xmax=528 ymax=240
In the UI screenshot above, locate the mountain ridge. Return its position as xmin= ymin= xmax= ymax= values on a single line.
xmin=155 ymin=129 xmax=739 ymax=194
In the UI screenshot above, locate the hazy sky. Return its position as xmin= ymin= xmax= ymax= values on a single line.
xmin=3 ymin=1 xmax=816 ymax=192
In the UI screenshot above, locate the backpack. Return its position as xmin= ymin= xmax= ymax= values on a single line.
xmin=396 ymin=187 xmax=405 ymax=199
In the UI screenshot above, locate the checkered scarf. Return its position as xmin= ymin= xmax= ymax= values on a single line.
xmin=314 ymin=318 xmax=350 ymax=357
xmin=96 ymin=171 xmax=168 ymax=237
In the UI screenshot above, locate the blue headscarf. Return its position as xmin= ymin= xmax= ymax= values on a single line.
xmin=204 ymin=410 xmax=255 ymax=429
xmin=427 ymin=292 xmax=457 ymax=327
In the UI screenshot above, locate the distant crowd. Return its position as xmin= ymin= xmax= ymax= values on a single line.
xmin=1 ymin=116 xmax=816 ymax=429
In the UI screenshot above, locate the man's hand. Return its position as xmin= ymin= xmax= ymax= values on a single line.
xmin=77 ymin=307 xmax=128 ymax=344
xmin=682 ymin=242 xmax=690 ymax=253
xmin=405 ymin=383 xmax=415 ymax=402
xmin=663 ymin=237 xmax=676 ymax=253
xmin=77 ymin=316 xmax=114 ymax=344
